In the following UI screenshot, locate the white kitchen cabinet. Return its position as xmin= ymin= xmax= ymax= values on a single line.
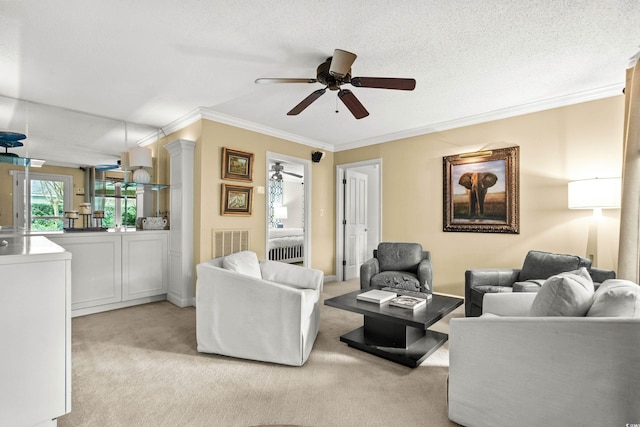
xmin=0 ymin=236 xmax=71 ymax=427
xmin=122 ymin=232 xmax=168 ymax=300
xmin=48 ymin=233 xmax=122 ymax=309
xmin=49 ymin=230 xmax=168 ymax=317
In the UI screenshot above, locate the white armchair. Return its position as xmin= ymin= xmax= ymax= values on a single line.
xmin=196 ymin=251 xmax=323 ymax=366
xmin=448 ymin=292 xmax=640 ymax=427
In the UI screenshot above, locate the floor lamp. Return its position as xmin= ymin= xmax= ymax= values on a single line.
xmin=568 ymin=177 xmax=621 ymax=266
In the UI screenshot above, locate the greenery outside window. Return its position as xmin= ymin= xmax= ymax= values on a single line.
xmin=13 ymin=171 xmax=73 ymax=231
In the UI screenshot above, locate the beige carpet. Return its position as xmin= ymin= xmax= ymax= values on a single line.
xmin=58 ymin=279 xmax=464 ymax=427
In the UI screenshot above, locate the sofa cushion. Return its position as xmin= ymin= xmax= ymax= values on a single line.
xmin=512 ymin=279 xmax=545 ymax=292
xmin=472 ymin=285 xmax=514 ymax=295
xmin=370 ymin=271 xmax=420 ymax=291
xmin=520 ymin=250 xmax=592 ymax=282
xmin=260 ymin=260 xmax=322 ymax=291
xmin=222 ymin=251 xmax=262 ymax=279
xmin=529 ymin=267 xmax=594 ymax=316
xmin=377 ymin=242 xmax=423 ymax=272
xmin=586 ymin=279 xmax=640 ymax=317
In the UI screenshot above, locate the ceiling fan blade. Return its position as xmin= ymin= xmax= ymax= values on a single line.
xmin=95 ymin=164 xmax=120 ymax=172
xmin=282 ymin=171 xmax=303 ymax=178
xmin=287 ymin=88 xmax=326 ymax=116
xmin=255 ymin=78 xmax=317 ymax=84
xmin=350 ymin=77 xmax=416 ymax=90
xmin=329 ymin=49 xmax=357 ymax=78
xmin=338 ymin=89 xmax=369 ymax=119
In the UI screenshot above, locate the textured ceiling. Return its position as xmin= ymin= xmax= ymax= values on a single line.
xmin=1 ymin=1 xmax=640 ymax=167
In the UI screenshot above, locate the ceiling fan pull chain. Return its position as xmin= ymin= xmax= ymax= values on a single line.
xmin=335 ymin=95 xmax=339 ymax=114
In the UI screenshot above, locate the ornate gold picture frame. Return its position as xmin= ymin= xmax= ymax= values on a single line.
xmin=222 ymin=147 xmax=254 ymax=182
xmin=221 ymin=184 xmax=253 ymax=216
xmin=443 ymin=146 xmax=519 ymax=233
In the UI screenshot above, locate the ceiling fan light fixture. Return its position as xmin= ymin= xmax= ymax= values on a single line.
xmin=329 ymin=49 xmax=357 ymax=78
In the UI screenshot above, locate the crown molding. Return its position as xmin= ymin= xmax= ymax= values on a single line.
xmin=333 ymin=83 xmax=624 ymax=152
xmin=157 ymin=83 xmax=623 ymax=153
xmin=161 ymin=107 xmax=333 ymax=151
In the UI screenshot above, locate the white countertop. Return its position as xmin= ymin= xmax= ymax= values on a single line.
xmin=1 ymin=228 xmax=169 ymax=237
xmin=0 ymin=235 xmax=71 ymax=264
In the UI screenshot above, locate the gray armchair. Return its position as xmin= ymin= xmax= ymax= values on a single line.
xmin=360 ymin=242 xmax=433 ymax=293
xmin=465 ymin=250 xmax=616 ymax=317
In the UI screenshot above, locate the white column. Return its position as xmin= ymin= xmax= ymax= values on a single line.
xmin=164 ymin=139 xmax=195 ymax=307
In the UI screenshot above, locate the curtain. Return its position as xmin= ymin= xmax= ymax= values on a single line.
xmin=268 ymin=178 xmax=283 ymax=227
xmin=617 ymin=55 xmax=640 ymax=282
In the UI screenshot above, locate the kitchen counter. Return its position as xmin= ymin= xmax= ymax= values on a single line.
xmin=0 ymin=235 xmax=71 ymax=263
xmin=0 ymin=234 xmax=71 ymax=426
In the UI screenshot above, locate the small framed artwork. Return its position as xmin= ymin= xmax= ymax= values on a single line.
xmin=443 ymin=146 xmax=519 ymax=233
xmin=222 ymin=147 xmax=254 ymax=182
xmin=221 ymin=184 xmax=253 ymax=216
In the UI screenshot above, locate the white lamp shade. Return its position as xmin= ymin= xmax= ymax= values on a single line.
xmin=128 ymin=147 xmax=153 ymax=168
xmin=568 ymin=178 xmax=621 ymax=209
xmin=274 ymin=206 xmax=288 ymax=219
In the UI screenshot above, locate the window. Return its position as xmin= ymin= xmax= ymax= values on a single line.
xmin=13 ymin=171 xmax=73 ymax=231
xmin=94 ymin=181 xmax=138 ymax=229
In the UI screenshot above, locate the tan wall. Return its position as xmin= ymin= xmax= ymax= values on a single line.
xmin=158 ymin=119 xmax=335 ymax=276
xmin=155 ymin=96 xmax=623 ymax=294
xmin=336 ymin=96 xmax=624 ymax=296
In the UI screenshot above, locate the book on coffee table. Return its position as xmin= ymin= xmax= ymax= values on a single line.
xmin=356 ymin=289 xmax=397 ymax=304
xmin=389 ymin=295 xmax=427 ymax=310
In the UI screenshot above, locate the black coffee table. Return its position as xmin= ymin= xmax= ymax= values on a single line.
xmin=324 ymin=289 xmax=463 ymax=368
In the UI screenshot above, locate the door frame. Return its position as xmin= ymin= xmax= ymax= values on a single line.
xmin=265 ymin=152 xmax=312 ymax=267
xmin=335 ymin=158 xmax=382 ymax=281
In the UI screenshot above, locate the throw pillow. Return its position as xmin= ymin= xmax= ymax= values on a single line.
xmin=529 ymin=267 xmax=594 ymax=317
xmin=370 ymin=271 xmax=421 ymax=291
xmin=222 ymin=251 xmax=262 ymax=279
xmin=586 ymin=279 xmax=640 ymax=317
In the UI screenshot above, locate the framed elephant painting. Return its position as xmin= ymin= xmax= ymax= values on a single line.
xmin=443 ymin=146 xmax=519 ymax=233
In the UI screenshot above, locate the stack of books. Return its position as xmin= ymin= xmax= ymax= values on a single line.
xmin=389 ymin=295 xmax=428 ymax=310
xmin=356 ymin=289 xmax=397 ymax=304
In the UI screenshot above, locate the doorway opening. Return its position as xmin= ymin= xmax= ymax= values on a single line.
xmin=265 ymin=152 xmax=311 ymax=267
xmin=336 ymin=159 xmax=382 ymax=281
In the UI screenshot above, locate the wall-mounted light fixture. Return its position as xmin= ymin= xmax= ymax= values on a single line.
xmin=457 ymin=150 xmax=493 ymax=158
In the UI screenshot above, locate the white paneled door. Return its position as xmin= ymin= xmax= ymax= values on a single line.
xmin=344 ymin=169 xmax=368 ymax=280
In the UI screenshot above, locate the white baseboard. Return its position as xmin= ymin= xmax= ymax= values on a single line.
xmin=324 ymin=275 xmax=338 ymax=283
xmin=167 ymin=292 xmax=194 ymax=308
xmin=72 ymin=294 xmax=167 ymax=317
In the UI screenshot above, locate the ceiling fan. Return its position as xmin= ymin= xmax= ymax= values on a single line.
xmin=255 ymin=49 xmax=416 ymax=119
xmin=270 ymin=162 xmax=302 ymax=181
xmin=0 ymin=131 xmax=26 ymax=158
xmin=95 ymin=159 xmax=121 ymax=172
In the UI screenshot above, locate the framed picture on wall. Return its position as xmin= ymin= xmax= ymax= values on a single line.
xmin=222 ymin=147 xmax=254 ymax=182
xmin=443 ymin=146 xmax=519 ymax=233
xmin=221 ymin=184 xmax=253 ymax=216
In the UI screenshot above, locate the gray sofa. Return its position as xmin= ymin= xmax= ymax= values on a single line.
xmin=360 ymin=242 xmax=433 ymax=293
xmin=465 ymin=250 xmax=616 ymax=317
